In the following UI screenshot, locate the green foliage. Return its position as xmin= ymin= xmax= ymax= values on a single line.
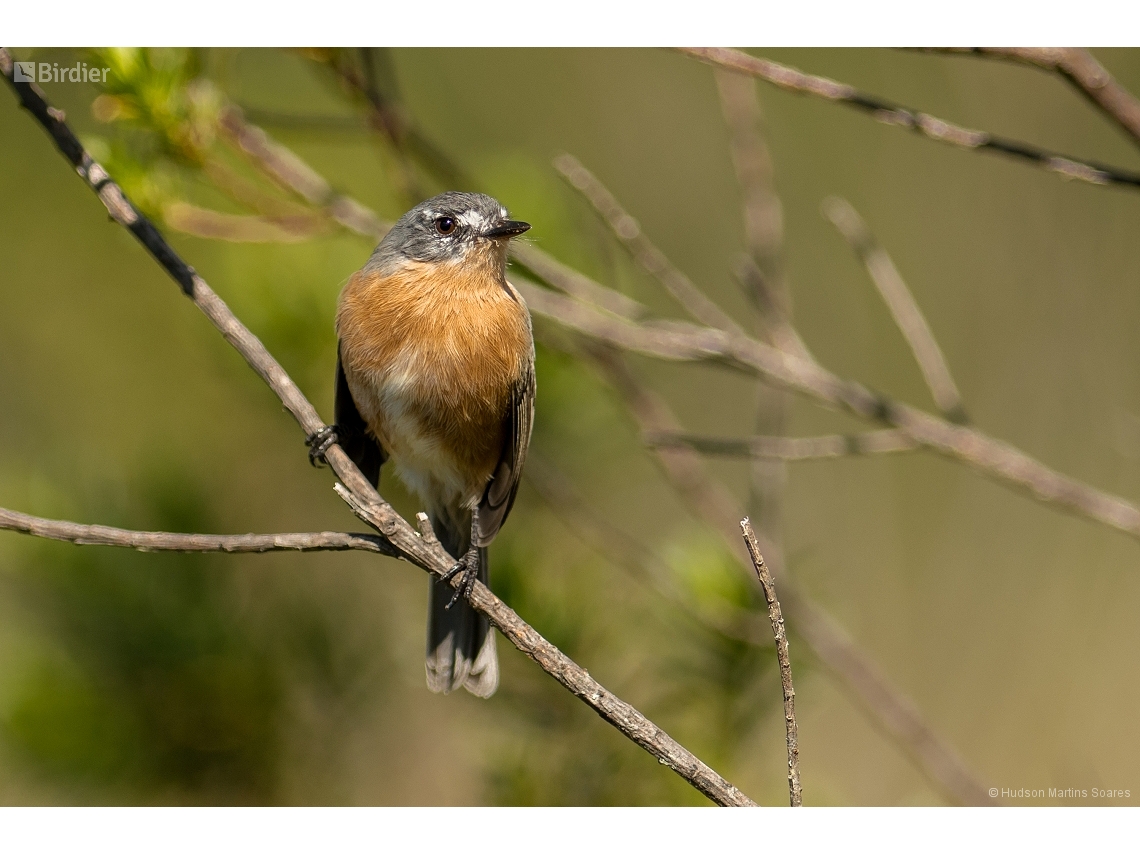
xmin=0 ymin=466 xmax=385 ymax=803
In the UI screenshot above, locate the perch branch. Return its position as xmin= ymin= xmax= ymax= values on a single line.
xmin=920 ymin=48 xmax=1140 ymax=149
xmin=0 ymin=506 xmax=398 ymax=557
xmin=1 ymin=48 xmax=756 ymax=809
xmin=677 ymin=47 xmax=1140 ymax=190
xmin=741 ymin=518 xmax=802 ymax=807
xmin=822 ymin=196 xmax=967 ymax=423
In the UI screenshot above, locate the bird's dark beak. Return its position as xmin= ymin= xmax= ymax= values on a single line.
xmin=485 ymin=220 xmax=531 ymax=239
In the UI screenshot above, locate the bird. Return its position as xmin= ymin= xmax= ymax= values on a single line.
xmin=317 ymin=191 xmax=534 ymax=699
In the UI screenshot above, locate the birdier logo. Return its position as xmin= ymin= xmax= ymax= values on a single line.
xmin=13 ymin=61 xmax=109 ymax=84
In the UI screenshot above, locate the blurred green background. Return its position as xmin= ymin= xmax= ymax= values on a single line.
xmin=2 ymin=47 xmax=1139 ymax=806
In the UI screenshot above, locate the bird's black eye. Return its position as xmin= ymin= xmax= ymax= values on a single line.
xmin=435 ymin=216 xmax=456 ymax=235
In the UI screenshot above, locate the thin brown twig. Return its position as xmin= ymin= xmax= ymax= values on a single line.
xmin=218 ymin=104 xmax=388 ymax=239
xmin=678 ymin=47 xmax=1140 ymax=190
xmin=581 ymin=345 xmax=991 ymax=805
xmin=518 ymin=280 xmax=1140 ymax=541
xmin=644 ymin=428 xmax=918 ymax=460
xmin=920 ymin=48 xmax=1140 ymax=149
xmin=741 ymin=518 xmax=802 ymax=807
xmin=553 ymin=152 xmax=745 ymax=334
xmin=1 ymin=49 xmax=755 ymax=809
xmin=0 ymin=506 xmax=398 ymax=557
xmin=163 ymin=201 xmax=330 ymax=243
xmin=822 ymin=196 xmax=967 ymax=424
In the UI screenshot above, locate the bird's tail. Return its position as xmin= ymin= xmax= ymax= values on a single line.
xmin=426 ymin=509 xmax=498 ymax=698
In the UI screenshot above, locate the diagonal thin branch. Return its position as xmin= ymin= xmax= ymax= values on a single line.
xmin=741 ymin=518 xmax=802 ymax=807
xmin=1 ymin=48 xmax=755 ymax=809
xmin=677 ymin=47 xmax=1140 ymax=191
xmin=644 ymin=428 xmax=918 ymax=461
xmin=553 ymin=152 xmax=745 ymax=334
xmin=0 ymin=506 xmax=398 ymax=557
xmin=919 ymin=48 xmax=1140 ymax=149
xmin=822 ymin=196 xmax=967 ymax=424
xmin=581 ymin=345 xmax=991 ymax=806
xmin=518 ymin=280 xmax=1140 ymax=541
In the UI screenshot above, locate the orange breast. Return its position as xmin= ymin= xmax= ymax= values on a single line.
xmin=336 ymin=258 xmax=532 ymax=496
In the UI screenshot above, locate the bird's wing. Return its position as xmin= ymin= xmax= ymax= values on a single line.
xmin=475 ymin=359 xmax=535 ymax=547
xmin=335 ymin=342 xmax=387 ymax=487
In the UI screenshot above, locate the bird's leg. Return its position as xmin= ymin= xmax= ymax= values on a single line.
xmin=305 ymin=425 xmax=338 ymax=467
xmin=440 ymin=508 xmax=480 ymax=610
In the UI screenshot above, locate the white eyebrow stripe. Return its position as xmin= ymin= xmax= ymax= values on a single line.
xmin=458 ymin=210 xmax=487 ymax=229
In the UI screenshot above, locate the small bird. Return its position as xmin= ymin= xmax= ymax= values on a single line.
xmin=323 ymin=192 xmax=534 ymax=698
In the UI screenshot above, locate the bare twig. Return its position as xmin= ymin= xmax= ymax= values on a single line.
xmin=822 ymin=196 xmax=967 ymax=423
xmin=518 ymin=280 xmax=1140 ymax=541
xmin=741 ymin=518 xmax=801 ymax=807
xmin=163 ymin=201 xmax=330 ymax=243
xmin=218 ymin=105 xmax=387 ymax=239
xmin=678 ymin=47 xmax=1140 ymax=190
xmin=921 ymin=48 xmax=1140 ymax=149
xmin=318 ymin=49 xmax=477 ymax=192
xmin=645 ymin=428 xmax=918 ymax=460
xmin=554 ymin=153 xmax=745 ymax=334
xmin=2 ymin=49 xmax=755 ymax=808
xmin=511 ymin=243 xmax=648 ymax=321
xmin=0 ymin=505 xmax=398 ymax=557
xmin=582 ymin=346 xmax=990 ymax=805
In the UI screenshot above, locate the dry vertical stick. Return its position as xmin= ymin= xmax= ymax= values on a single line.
xmin=741 ymin=517 xmax=802 ymax=807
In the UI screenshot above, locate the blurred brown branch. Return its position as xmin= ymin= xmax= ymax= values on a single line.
xmin=518 ymin=281 xmax=1140 ymax=540
xmin=0 ymin=506 xmax=399 ymax=557
xmin=919 ymin=48 xmax=1140 ymax=148
xmin=1 ymin=47 xmax=757 ymax=809
xmin=678 ymin=47 xmax=1140 ymax=190
xmin=741 ymin=518 xmax=802 ymax=807
xmin=578 ymin=344 xmax=991 ymax=805
xmin=822 ymin=196 xmax=967 ymax=424
xmin=645 ymin=428 xmax=918 ymax=460
xmin=553 ymin=152 xmax=744 ymax=334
